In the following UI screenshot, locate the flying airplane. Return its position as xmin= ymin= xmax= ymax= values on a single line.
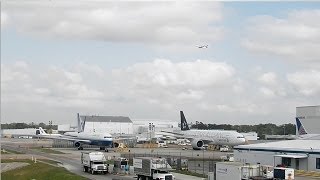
xmin=37 ymin=127 xmax=113 ymax=151
xmin=197 ymin=45 xmax=208 ymax=49
xmin=295 ymin=117 xmax=320 ymax=140
xmin=163 ymin=111 xmax=246 ymax=150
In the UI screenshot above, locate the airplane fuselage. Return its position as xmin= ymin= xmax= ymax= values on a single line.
xmin=63 ymin=132 xmax=113 ymax=147
xmin=178 ymin=129 xmax=246 ymax=146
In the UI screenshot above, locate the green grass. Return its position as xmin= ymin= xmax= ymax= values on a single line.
xmin=38 ymin=159 xmax=61 ymax=165
xmin=1 ymin=149 xmax=9 ymax=154
xmin=1 ymin=159 xmax=87 ymax=180
xmin=173 ymin=170 xmax=207 ymax=178
xmin=1 ymin=159 xmax=31 ymax=163
xmin=31 ymin=147 xmax=65 ymax=154
xmin=1 ymin=148 xmax=24 ymax=154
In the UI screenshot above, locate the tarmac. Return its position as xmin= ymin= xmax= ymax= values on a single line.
xmin=2 ymin=138 xmax=320 ymax=180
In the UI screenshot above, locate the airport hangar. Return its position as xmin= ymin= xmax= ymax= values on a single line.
xmin=58 ymin=115 xmax=178 ymax=135
xmin=296 ymin=105 xmax=320 ymax=134
xmin=233 ymin=140 xmax=320 ymax=171
xmin=232 ymin=105 xmax=320 ymax=172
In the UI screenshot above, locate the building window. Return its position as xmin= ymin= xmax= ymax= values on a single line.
xmin=317 ymin=158 xmax=320 ymax=169
xmin=282 ymin=157 xmax=291 ymax=167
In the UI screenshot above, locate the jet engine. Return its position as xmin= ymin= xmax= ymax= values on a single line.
xmin=74 ymin=141 xmax=81 ymax=147
xmin=191 ymin=139 xmax=204 ymax=150
xmin=113 ymin=142 xmax=119 ymax=148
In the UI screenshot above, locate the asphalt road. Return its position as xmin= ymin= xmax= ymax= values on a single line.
xmin=1 ymin=144 xmax=134 ymax=180
xmin=2 ymin=139 xmax=319 ymax=180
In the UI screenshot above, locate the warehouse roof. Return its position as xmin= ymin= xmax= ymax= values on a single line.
xmin=234 ymin=140 xmax=320 ymax=154
xmin=80 ymin=116 xmax=132 ymax=123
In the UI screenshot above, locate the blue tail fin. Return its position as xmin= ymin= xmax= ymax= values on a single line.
xmin=296 ymin=117 xmax=307 ymax=135
xmin=180 ymin=111 xmax=190 ymax=131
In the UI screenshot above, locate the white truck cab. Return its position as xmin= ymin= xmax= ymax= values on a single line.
xmin=81 ymin=152 xmax=108 ymax=175
xmin=134 ymin=157 xmax=174 ymax=180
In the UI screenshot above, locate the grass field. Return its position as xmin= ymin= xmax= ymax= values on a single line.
xmin=31 ymin=147 xmax=65 ymax=154
xmin=1 ymin=159 xmax=87 ymax=180
xmin=1 ymin=148 xmax=24 ymax=154
xmin=38 ymin=159 xmax=61 ymax=165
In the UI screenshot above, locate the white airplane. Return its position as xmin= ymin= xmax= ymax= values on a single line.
xmin=197 ymin=45 xmax=208 ymax=49
xmin=295 ymin=118 xmax=320 ymax=140
xmin=37 ymin=127 xmax=62 ymax=137
xmin=37 ymin=127 xmax=113 ymax=151
xmin=163 ymin=111 xmax=246 ymax=150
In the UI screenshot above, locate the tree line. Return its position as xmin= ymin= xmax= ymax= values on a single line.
xmin=1 ymin=122 xmax=58 ymax=130
xmin=190 ymin=121 xmax=296 ymax=139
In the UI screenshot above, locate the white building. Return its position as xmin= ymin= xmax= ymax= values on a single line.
xmin=234 ymin=140 xmax=320 ymax=172
xmin=241 ymin=132 xmax=258 ymax=141
xmin=58 ymin=124 xmax=78 ymax=133
xmin=1 ymin=128 xmax=37 ymax=138
xmin=132 ymin=120 xmax=179 ymax=134
xmin=81 ymin=115 xmax=133 ymax=134
xmin=296 ymin=105 xmax=320 ymax=134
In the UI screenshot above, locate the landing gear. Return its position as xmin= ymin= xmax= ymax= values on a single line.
xmin=78 ymin=146 xmax=83 ymax=150
xmin=99 ymin=146 xmax=109 ymax=152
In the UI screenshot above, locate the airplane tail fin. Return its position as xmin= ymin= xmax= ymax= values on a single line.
xmin=180 ymin=111 xmax=190 ymax=131
xmin=77 ymin=113 xmax=81 ymax=132
xmin=39 ymin=127 xmax=47 ymax=135
xmin=296 ymin=117 xmax=308 ymax=135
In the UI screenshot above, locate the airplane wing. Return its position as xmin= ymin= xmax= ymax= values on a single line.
xmin=36 ymin=134 xmax=92 ymax=144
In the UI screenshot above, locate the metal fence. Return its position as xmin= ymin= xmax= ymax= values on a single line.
xmin=120 ymin=152 xmax=218 ymax=177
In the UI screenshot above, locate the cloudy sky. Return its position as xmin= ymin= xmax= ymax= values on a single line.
xmin=2 ymin=1 xmax=320 ymax=125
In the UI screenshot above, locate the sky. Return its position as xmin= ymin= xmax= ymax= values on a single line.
xmin=1 ymin=1 xmax=320 ymax=125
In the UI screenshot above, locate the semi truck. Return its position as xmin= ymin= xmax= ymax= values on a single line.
xmin=133 ymin=157 xmax=174 ymax=180
xmin=81 ymin=152 xmax=108 ymax=175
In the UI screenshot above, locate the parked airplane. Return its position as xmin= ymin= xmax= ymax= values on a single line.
xmin=164 ymin=111 xmax=246 ymax=150
xmin=37 ymin=127 xmax=113 ymax=151
xmin=197 ymin=45 xmax=208 ymax=49
xmin=36 ymin=127 xmax=62 ymax=137
xmin=296 ymin=117 xmax=320 ymax=140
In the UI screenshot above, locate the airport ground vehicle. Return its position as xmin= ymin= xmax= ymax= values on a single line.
xmin=133 ymin=157 xmax=174 ymax=180
xmin=81 ymin=152 xmax=108 ymax=174
xmin=220 ymin=145 xmax=229 ymax=152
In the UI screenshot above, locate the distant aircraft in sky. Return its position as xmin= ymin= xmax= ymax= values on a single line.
xmin=197 ymin=45 xmax=208 ymax=49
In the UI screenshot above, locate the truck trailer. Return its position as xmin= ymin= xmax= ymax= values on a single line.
xmin=133 ymin=157 xmax=174 ymax=180
xmin=81 ymin=152 xmax=108 ymax=175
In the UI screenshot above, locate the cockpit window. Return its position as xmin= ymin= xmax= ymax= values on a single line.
xmin=237 ymin=136 xmax=245 ymax=138
xmin=104 ymin=136 xmax=112 ymax=138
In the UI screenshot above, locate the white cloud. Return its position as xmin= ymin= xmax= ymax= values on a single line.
xmin=257 ymin=72 xmax=277 ymax=86
xmin=1 ymin=11 xmax=8 ymax=28
xmin=287 ymin=70 xmax=320 ymax=96
xmin=177 ymin=90 xmax=204 ymax=101
xmin=2 ymin=60 xmax=319 ymax=124
xmin=243 ymin=10 xmax=320 ymax=64
xmin=3 ymin=1 xmax=224 ymax=47
xmin=114 ymin=59 xmax=235 ymax=88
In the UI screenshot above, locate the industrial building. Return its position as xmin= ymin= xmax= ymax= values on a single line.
xmin=81 ymin=115 xmax=134 ymax=134
xmin=1 ymin=128 xmax=37 ymax=138
xmin=241 ymin=132 xmax=258 ymax=141
xmin=233 ymin=140 xmax=320 ymax=172
xmin=132 ymin=120 xmax=179 ymax=134
xmin=296 ymin=105 xmax=320 ymax=134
